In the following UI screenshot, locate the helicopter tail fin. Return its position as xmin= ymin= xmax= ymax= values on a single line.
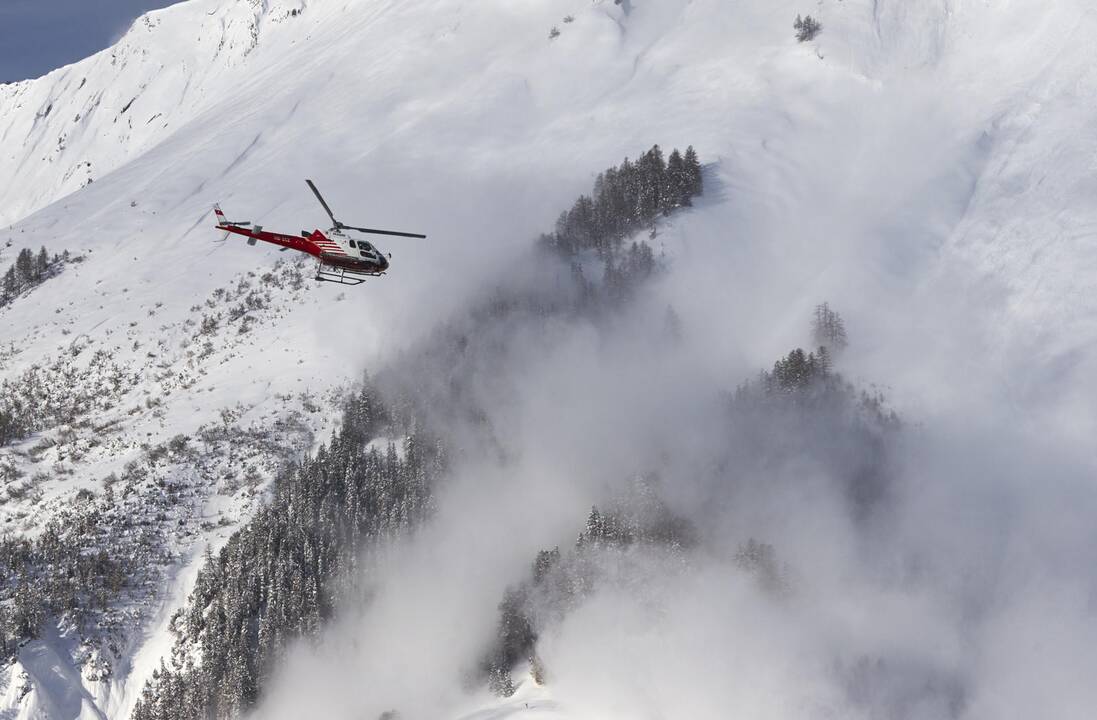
xmin=213 ymin=203 xmax=251 ymax=240
xmin=213 ymin=204 xmax=231 ymax=240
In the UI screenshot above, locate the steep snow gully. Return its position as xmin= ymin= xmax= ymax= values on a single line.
xmin=3 ymin=1 xmax=1097 ymax=719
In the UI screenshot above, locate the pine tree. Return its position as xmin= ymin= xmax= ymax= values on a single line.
xmin=1 ymin=266 xmax=16 ymax=301
xmin=34 ymin=247 xmax=49 ymax=281
xmin=794 ymin=14 xmax=822 ymax=42
xmin=585 ymin=506 xmax=603 ymax=541
xmin=665 ymin=148 xmax=689 ymax=209
xmin=14 ymin=248 xmax=33 ymax=286
xmin=772 ymin=348 xmax=811 ymax=391
xmin=811 ymin=302 xmax=848 ymax=354
xmin=0 ymin=408 xmax=17 ymax=445
xmin=637 ymin=145 xmax=666 ymax=222
xmin=619 ymin=156 xmax=640 ymax=227
xmin=683 ymin=146 xmax=703 ymax=198
xmin=533 ymin=547 xmax=561 ymax=583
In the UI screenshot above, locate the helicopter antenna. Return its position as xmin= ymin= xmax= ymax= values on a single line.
xmin=305 ymin=179 xmax=426 ymax=238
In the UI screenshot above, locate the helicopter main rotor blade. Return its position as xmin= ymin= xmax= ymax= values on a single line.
xmin=342 ymin=225 xmax=427 ymax=239
xmin=305 ymin=179 xmax=339 ymax=227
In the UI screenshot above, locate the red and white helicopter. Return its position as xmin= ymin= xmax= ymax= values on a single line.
xmin=213 ymin=179 xmax=426 ymax=285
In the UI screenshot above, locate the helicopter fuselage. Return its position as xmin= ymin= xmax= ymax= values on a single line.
xmin=218 ymin=223 xmax=389 ymax=276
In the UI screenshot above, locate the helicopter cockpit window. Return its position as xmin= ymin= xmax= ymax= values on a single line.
xmin=360 ymin=242 xmax=374 ymax=253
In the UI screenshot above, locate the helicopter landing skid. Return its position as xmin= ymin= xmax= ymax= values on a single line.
xmin=315 ymin=261 xmax=383 ymax=286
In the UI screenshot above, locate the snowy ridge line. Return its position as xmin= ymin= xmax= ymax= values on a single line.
xmin=0 ymin=0 xmax=310 ymax=227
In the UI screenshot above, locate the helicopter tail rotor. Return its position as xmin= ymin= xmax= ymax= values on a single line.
xmin=213 ymin=204 xmax=251 ymax=228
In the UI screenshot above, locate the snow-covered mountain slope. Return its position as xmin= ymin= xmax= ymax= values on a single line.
xmin=0 ymin=0 xmax=308 ymax=226
xmin=3 ymin=1 xmax=1097 ymax=719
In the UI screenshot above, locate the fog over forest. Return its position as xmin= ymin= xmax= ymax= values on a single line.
xmin=245 ymin=147 xmax=1097 ymax=720
xmin=3 ymin=2 xmax=1096 ymax=719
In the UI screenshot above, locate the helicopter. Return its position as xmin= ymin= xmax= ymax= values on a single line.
xmin=213 ymin=179 xmax=426 ymax=285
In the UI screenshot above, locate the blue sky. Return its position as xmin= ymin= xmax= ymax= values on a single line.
xmin=0 ymin=0 xmax=182 ymax=84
